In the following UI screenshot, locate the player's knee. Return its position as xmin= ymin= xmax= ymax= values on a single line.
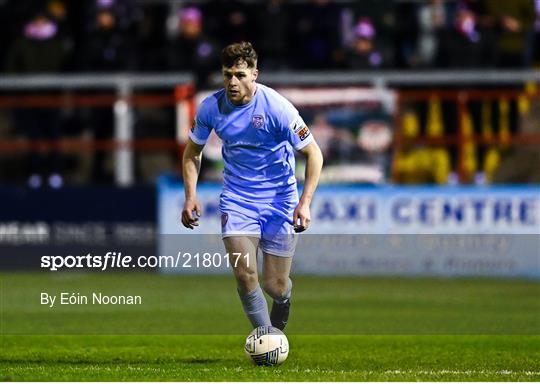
xmin=235 ymin=268 xmax=258 ymax=292
xmin=262 ymin=276 xmax=288 ymax=298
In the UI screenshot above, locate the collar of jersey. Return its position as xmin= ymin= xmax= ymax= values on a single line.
xmin=225 ymin=84 xmax=258 ymax=109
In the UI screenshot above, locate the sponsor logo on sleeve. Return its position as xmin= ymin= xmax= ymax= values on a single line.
xmin=297 ymin=126 xmax=311 ymax=141
xmin=290 ymin=116 xmax=304 ymax=133
xmin=290 ymin=115 xmax=310 ymax=140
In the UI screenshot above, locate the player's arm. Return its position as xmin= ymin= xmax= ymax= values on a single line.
xmin=181 ymin=138 xmax=204 ymax=229
xmin=294 ymin=140 xmax=323 ymax=232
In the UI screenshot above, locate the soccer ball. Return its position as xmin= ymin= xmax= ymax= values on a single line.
xmin=244 ymin=326 xmax=289 ymax=366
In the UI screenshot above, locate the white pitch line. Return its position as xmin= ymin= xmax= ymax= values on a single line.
xmin=261 ymin=367 xmax=540 ymax=376
xmin=384 ymin=369 xmax=540 ymax=376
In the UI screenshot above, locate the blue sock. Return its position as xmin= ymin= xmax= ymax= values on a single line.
xmin=273 ymin=278 xmax=292 ymax=304
xmin=238 ymin=285 xmax=271 ymax=328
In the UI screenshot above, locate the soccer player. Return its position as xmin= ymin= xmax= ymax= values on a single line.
xmin=181 ymin=42 xmax=323 ymax=331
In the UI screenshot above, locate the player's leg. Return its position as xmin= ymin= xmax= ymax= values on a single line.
xmin=262 ymin=252 xmax=293 ymax=301
xmin=223 ymin=236 xmax=271 ymax=328
xmin=262 ymin=252 xmax=293 ymax=330
xmin=259 ymin=198 xmax=297 ymax=330
xmin=220 ymin=194 xmax=270 ymax=328
xmin=224 ymin=236 xmax=259 ymax=293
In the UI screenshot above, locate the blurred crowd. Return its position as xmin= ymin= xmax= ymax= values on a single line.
xmin=1 ymin=0 xmax=539 ymax=187
xmin=2 ymin=0 xmax=539 ymax=87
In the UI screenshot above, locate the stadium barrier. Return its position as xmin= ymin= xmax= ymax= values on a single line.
xmin=1 ymin=71 xmax=539 ymax=185
xmin=0 ymin=73 xmax=194 ymax=186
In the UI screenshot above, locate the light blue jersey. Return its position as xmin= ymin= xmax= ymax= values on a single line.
xmin=189 ymin=83 xmax=313 ymax=203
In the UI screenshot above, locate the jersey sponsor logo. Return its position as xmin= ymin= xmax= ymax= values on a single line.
xmin=290 ymin=115 xmax=305 ymax=134
xmin=252 ymin=114 xmax=264 ymax=129
xmin=297 ymin=126 xmax=310 ymax=141
xmin=290 ymin=115 xmax=310 ymax=140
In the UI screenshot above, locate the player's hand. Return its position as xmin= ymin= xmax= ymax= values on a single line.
xmin=181 ymin=198 xmax=202 ymax=229
xmin=293 ymin=202 xmax=311 ymax=233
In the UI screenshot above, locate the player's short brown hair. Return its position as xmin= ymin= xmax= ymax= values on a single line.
xmin=220 ymin=42 xmax=258 ymax=68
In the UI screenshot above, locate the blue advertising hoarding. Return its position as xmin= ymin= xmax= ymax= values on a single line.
xmin=158 ymin=177 xmax=539 ymax=277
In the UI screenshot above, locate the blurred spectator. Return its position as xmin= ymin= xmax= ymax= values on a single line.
xmin=47 ymin=1 xmax=69 ymax=37
xmin=204 ymin=0 xmax=257 ymax=45
xmin=5 ymin=10 xmax=70 ymax=73
xmin=481 ymin=0 xmax=536 ymax=67
xmin=436 ymin=4 xmax=495 ymax=68
xmin=79 ymin=4 xmax=136 ymax=71
xmin=394 ymin=0 xmax=419 ymax=68
xmin=166 ymin=6 xmax=218 ymax=88
xmin=416 ymin=0 xmax=448 ymax=67
xmin=0 ymin=2 xmax=34 ymax=71
xmin=343 ymin=0 xmax=396 ymax=67
xmin=1 ymin=0 xmax=537 ymax=74
xmin=254 ymin=0 xmax=291 ymax=70
xmin=79 ymin=2 xmax=137 ymax=183
xmin=135 ymin=4 xmax=168 ymax=71
xmin=289 ymin=0 xmax=343 ymax=69
xmin=46 ymin=0 xmax=77 ymax=70
xmin=5 ymin=10 xmax=71 ymax=188
xmin=344 ymin=17 xmax=386 ymax=69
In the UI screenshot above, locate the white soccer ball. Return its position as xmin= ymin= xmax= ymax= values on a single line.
xmin=244 ymin=326 xmax=289 ymax=366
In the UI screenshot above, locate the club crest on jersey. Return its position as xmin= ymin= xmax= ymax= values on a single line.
xmin=252 ymin=114 xmax=264 ymax=129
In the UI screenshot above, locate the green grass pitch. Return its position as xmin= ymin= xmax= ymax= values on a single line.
xmin=1 ymin=273 xmax=539 ymax=381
